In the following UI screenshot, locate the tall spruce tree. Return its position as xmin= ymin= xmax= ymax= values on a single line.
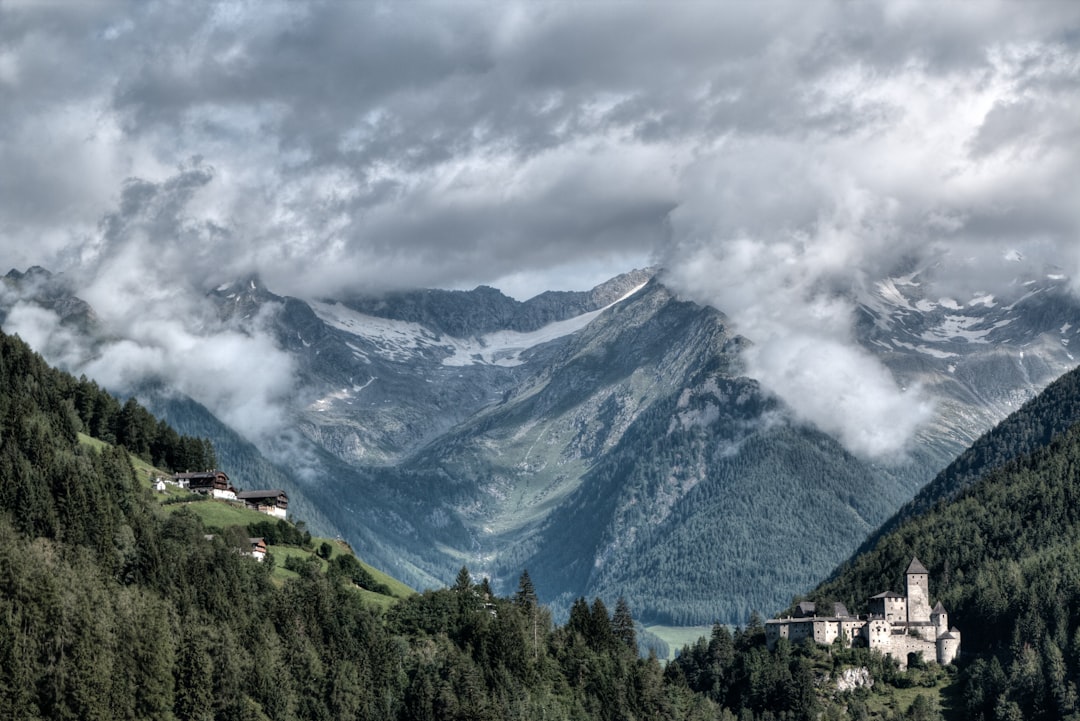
xmin=613 ymin=597 xmax=637 ymax=652
xmin=514 ymin=569 xmax=538 ymax=608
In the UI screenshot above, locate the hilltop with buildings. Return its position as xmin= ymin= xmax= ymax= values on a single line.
xmin=767 ymin=558 xmax=960 ymax=669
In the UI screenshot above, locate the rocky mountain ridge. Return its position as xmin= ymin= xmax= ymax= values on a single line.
xmin=3 ymin=264 xmax=1079 ymax=623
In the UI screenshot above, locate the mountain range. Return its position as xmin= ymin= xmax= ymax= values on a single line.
xmin=3 ymin=263 xmax=1079 ymax=624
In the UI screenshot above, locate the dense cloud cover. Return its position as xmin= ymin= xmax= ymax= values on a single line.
xmin=1 ymin=0 xmax=1078 ymax=456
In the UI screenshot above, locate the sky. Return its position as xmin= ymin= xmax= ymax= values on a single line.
xmin=1 ymin=0 xmax=1079 ymax=457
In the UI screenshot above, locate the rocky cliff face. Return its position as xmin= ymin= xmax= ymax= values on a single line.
xmin=4 ymin=265 xmax=1079 ymax=623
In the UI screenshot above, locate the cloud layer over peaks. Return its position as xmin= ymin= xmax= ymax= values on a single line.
xmin=656 ymin=6 xmax=1080 ymax=456
xmin=1 ymin=1 xmax=1079 ymax=456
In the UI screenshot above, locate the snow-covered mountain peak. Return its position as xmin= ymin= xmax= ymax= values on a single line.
xmin=310 ymin=280 xmax=648 ymax=367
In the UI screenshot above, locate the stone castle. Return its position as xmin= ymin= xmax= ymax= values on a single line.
xmin=765 ymin=558 xmax=961 ymax=668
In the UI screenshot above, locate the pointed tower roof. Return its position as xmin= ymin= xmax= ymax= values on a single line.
xmin=932 ymin=602 xmax=946 ymax=614
xmin=907 ymin=557 xmax=928 ymax=574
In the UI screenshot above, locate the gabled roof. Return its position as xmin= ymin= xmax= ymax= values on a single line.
xmin=939 ymin=631 xmax=958 ymax=640
xmin=871 ymin=591 xmax=905 ymax=599
xmin=175 ymin=470 xmax=229 ymax=482
xmin=237 ymin=489 xmax=288 ymax=500
xmin=907 ymin=557 xmax=928 ymax=575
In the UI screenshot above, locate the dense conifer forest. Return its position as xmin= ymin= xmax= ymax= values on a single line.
xmin=857 ymin=363 xmax=1080 ymax=554
xmin=802 ymin=364 xmax=1080 ymax=720
xmin=13 ymin=320 xmax=1080 ymax=719
xmin=0 ymin=329 xmax=730 ymax=720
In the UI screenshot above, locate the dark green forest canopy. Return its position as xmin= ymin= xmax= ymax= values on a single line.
xmin=0 ymin=328 xmax=733 ymax=720
xmin=17 ymin=319 xmax=1080 ymax=720
xmin=853 ymin=363 xmax=1080 ymax=559
xmin=797 ymin=366 xmax=1080 ymax=720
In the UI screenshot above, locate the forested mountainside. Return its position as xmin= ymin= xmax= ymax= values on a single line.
xmin=0 ymin=328 xmax=737 ymax=720
xmin=354 ymin=280 xmax=912 ymax=624
xmin=855 ymin=363 xmax=1080 ymax=555
xmin=187 ymin=269 xmax=1080 ymax=624
xmin=6 ymin=265 xmax=1080 ymax=627
xmin=649 ymin=361 xmax=1080 ymax=721
xmin=789 ymin=364 xmax=1080 ymax=720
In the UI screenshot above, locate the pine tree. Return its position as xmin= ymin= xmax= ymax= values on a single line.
xmin=514 ymin=569 xmax=537 ymax=608
xmin=613 ymin=597 xmax=637 ymax=652
xmin=589 ymin=597 xmax=614 ymax=652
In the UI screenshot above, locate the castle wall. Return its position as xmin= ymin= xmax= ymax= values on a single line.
xmin=877 ymin=634 xmax=937 ymax=670
xmin=869 ymin=595 xmax=907 ymax=622
xmin=938 ymin=635 xmax=961 ymax=665
xmin=766 ymin=618 xmax=815 ymax=648
xmin=840 ymin=620 xmax=864 ymax=646
xmin=886 ymin=597 xmax=907 ymax=623
xmin=866 ymin=619 xmax=890 ymax=642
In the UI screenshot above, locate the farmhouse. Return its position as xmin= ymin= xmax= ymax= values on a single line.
xmin=765 ymin=558 xmax=961 ymax=669
xmin=248 ymin=537 xmax=268 ymax=562
xmin=237 ymin=489 xmax=289 ymax=519
xmin=175 ymin=470 xmax=237 ymax=500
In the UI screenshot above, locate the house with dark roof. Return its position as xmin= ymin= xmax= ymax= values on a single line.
xmin=176 ymin=470 xmax=237 ymax=501
xmin=247 ymin=537 xmax=268 ymax=562
xmin=236 ymin=489 xmax=288 ymax=519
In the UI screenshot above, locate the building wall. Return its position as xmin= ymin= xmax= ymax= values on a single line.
xmin=938 ymin=636 xmax=961 ymax=665
xmin=885 ymin=597 xmax=907 ymax=622
xmin=876 ymin=634 xmax=936 ymax=670
xmin=840 ymin=621 xmax=864 ymax=646
xmin=907 ymin=572 xmax=931 ymax=624
xmin=813 ymin=619 xmax=841 ymax=645
xmin=932 ymin=610 xmax=949 ymax=637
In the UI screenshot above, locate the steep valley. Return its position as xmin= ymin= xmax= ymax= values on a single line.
xmin=3 ymin=265 xmax=1079 ymax=624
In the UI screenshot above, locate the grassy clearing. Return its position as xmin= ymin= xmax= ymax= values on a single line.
xmin=268 ymin=539 xmax=413 ymax=601
xmin=78 ymin=431 xmax=413 ymax=606
xmin=161 ymin=497 xmax=272 ymax=528
xmin=77 ymin=432 xmax=110 ymax=453
xmin=79 ymin=432 xmax=180 ymax=495
xmin=852 ymin=674 xmax=953 ymax=720
xmin=355 ymin=588 xmax=399 ymax=610
xmin=267 ymin=546 xmax=411 ymax=609
xmin=646 ymin=625 xmax=715 ymax=661
xmin=162 ymin=499 xmax=414 ymax=602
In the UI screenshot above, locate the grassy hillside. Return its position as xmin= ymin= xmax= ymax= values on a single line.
xmin=79 ymin=428 xmax=413 ymax=605
xmin=81 ymin=422 xmax=414 ymax=607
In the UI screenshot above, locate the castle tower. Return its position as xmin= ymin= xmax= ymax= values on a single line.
xmin=931 ymin=602 xmax=948 ymax=637
xmin=906 ymin=557 xmax=931 ymax=624
xmin=937 ymin=627 xmax=961 ymax=665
